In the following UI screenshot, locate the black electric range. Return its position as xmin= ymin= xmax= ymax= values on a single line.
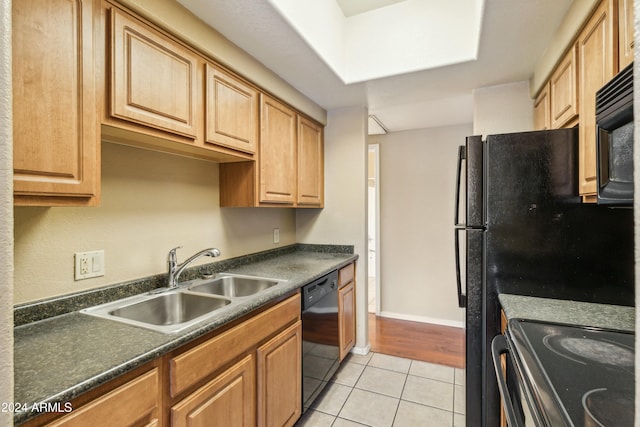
xmin=494 ymin=318 xmax=635 ymax=426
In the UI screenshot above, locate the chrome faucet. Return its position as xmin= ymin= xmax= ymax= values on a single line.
xmin=167 ymin=246 xmax=221 ymax=288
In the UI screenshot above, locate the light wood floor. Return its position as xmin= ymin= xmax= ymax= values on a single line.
xmin=368 ymin=313 xmax=465 ymax=369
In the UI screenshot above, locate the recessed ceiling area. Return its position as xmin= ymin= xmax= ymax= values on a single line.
xmin=177 ymin=0 xmax=574 ymax=133
xmin=336 ymin=0 xmax=407 ymax=17
xmin=266 ymin=0 xmax=485 ymax=84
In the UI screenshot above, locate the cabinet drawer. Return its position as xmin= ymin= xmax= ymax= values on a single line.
xmin=339 ymin=263 xmax=355 ymax=288
xmin=47 ymin=368 xmax=159 ymax=427
xmin=170 ymin=294 xmax=300 ymax=397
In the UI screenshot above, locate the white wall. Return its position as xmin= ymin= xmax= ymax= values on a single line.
xmin=0 ymin=0 xmax=11 ymax=422
xmin=14 ymin=143 xmax=297 ymax=304
xmin=370 ymin=124 xmax=471 ymax=327
xmin=473 ymin=81 xmax=534 ymax=136
xmin=297 ymin=107 xmax=369 ymax=351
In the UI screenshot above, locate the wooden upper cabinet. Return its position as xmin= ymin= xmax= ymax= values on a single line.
xmin=533 ymin=82 xmax=551 ymax=130
xmin=260 ymin=95 xmax=297 ymax=204
xmin=109 ymin=7 xmax=200 ymax=139
xmin=13 ymin=0 xmax=100 ymax=206
xmin=618 ymin=0 xmax=634 ymax=69
xmin=205 ymin=64 xmax=258 ymax=154
xmin=577 ymin=0 xmax=617 ymax=200
xmin=550 ymin=45 xmax=578 ymax=129
xmin=297 ymin=117 xmax=324 ymax=207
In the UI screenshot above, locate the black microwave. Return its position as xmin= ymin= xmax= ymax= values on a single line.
xmin=595 ymin=62 xmax=634 ymax=205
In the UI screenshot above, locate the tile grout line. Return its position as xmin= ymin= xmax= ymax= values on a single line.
xmin=389 ymin=359 xmax=413 ymax=427
xmin=303 ymin=352 xmax=464 ymax=427
xmin=329 ymin=354 xmax=370 ymax=426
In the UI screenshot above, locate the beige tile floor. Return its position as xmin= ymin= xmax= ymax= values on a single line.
xmin=296 ymin=352 xmax=465 ymax=427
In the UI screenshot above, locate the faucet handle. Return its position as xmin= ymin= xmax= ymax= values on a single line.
xmin=168 ymin=246 xmax=183 ymax=264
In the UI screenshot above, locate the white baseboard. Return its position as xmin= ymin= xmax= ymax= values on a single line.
xmin=378 ymin=311 xmax=465 ymax=329
xmin=351 ymin=344 xmax=371 ymax=356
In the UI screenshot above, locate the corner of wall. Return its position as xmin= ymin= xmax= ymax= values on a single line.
xmin=472 ymin=81 xmax=533 ymax=136
xmin=0 ymin=0 xmax=14 ymax=424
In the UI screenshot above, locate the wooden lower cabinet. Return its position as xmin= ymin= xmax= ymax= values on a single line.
xmin=168 ymin=295 xmax=301 ymax=427
xmin=171 ymin=355 xmax=256 ymax=427
xmin=500 ymin=310 xmax=508 ymax=427
xmin=26 ymin=294 xmax=301 ymax=427
xmin=43 ymin=366 xmax=160 ymax=427
xmin=257 ymin=321 xmax=302 ymax=427
xmin=338 ymin=263 xmax=356 ymax=361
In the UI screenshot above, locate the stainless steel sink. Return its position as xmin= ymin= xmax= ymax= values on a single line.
xmin=81 ymin=273 xmax=284 ymax=334
xmin=188 ymin=275 xmax=278 ymax=297
xmin=109 ymin=292 xmax=230 ymax=326
xmin=81 ymin=291 xmax=232 ymax=333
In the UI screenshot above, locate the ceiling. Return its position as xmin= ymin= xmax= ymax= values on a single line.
xmin=177 ymin=0 xmax=573 ymax=134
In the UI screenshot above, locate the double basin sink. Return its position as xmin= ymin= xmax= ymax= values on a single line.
xmin=81 ymin=274 xmax=283 ymax=333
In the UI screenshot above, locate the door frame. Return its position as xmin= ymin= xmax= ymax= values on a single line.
xmin=368 ymin=144 xmax=381 ymax=315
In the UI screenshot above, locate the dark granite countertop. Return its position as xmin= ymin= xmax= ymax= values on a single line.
xmin=14 ymin=245 xmax=357 ymax=425
xmin=499 ymin=293 xmax=635 ymax=331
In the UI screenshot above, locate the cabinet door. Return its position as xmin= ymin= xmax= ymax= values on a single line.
xmin=533 ymin=83 xmax=550 ymax=130
xmin=577 ymin=0 xmax=616 ymax=200
xmin=550 ymin=45 xmax=578 ymax=129
xmin=257 ymin=321 xmax=302 ymax=427
xmin=338 ymin=263 xmax=356 ymax=361
xmin=205 ymin=64 xmax=258 ymax=154
xmin=47 ymin=368 xmax=159 ymax=427
xmin=618 ymin=0 xmax=634 ymax=69
xmin=297 ymin=117 xmax=324 ymax=207
xmin=338 ymin=281 xmax=356 ymax=361
xmin=13 ymin=0 xmax=100 ymax=206
xmin=172 ymin=355 xmax=256 ymax=427
xmin=260 ymin=95 xmax=297 ymax=204
xmin=110 ymin=8 xmax=200 ymax=138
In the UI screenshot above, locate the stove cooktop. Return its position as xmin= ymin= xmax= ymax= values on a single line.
xmin=507 ymin=319 xmax=635 ymax=426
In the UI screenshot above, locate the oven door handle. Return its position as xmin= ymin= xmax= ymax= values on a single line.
xmin=492 ymin=335 xmax=523 ymax=427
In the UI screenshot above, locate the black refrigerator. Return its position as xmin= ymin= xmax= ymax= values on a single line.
xmin=454 ymin=128 xmax=634 ymax=427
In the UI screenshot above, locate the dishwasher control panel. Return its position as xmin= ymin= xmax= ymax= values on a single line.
xmin=301 ymin=270 xmax=338 ymax=310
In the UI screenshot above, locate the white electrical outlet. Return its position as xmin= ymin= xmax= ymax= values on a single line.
xmin=75 ymin=250 xmax=105 ymax=280
xmin=273 ymin=228 xmax=280 ymax=244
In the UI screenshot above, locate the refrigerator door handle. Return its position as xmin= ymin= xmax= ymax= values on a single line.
xmin=454 ymin=145 xmax=466 ymax=227
xmin=454 ymin=228 xmax=467 ymax=308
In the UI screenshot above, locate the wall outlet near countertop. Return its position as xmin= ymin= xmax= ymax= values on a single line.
xmin=273 ymin=228 xmax=280 ymax=244
xmin=75 ymin=250 xmax=105 ymax=280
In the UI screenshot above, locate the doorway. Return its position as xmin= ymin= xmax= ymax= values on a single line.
xmin=368 ymin=145 xmax=380 ymax=314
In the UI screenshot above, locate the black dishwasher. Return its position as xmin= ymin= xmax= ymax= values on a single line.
xmin=301 ymin=270 xmax=340 ymax=413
